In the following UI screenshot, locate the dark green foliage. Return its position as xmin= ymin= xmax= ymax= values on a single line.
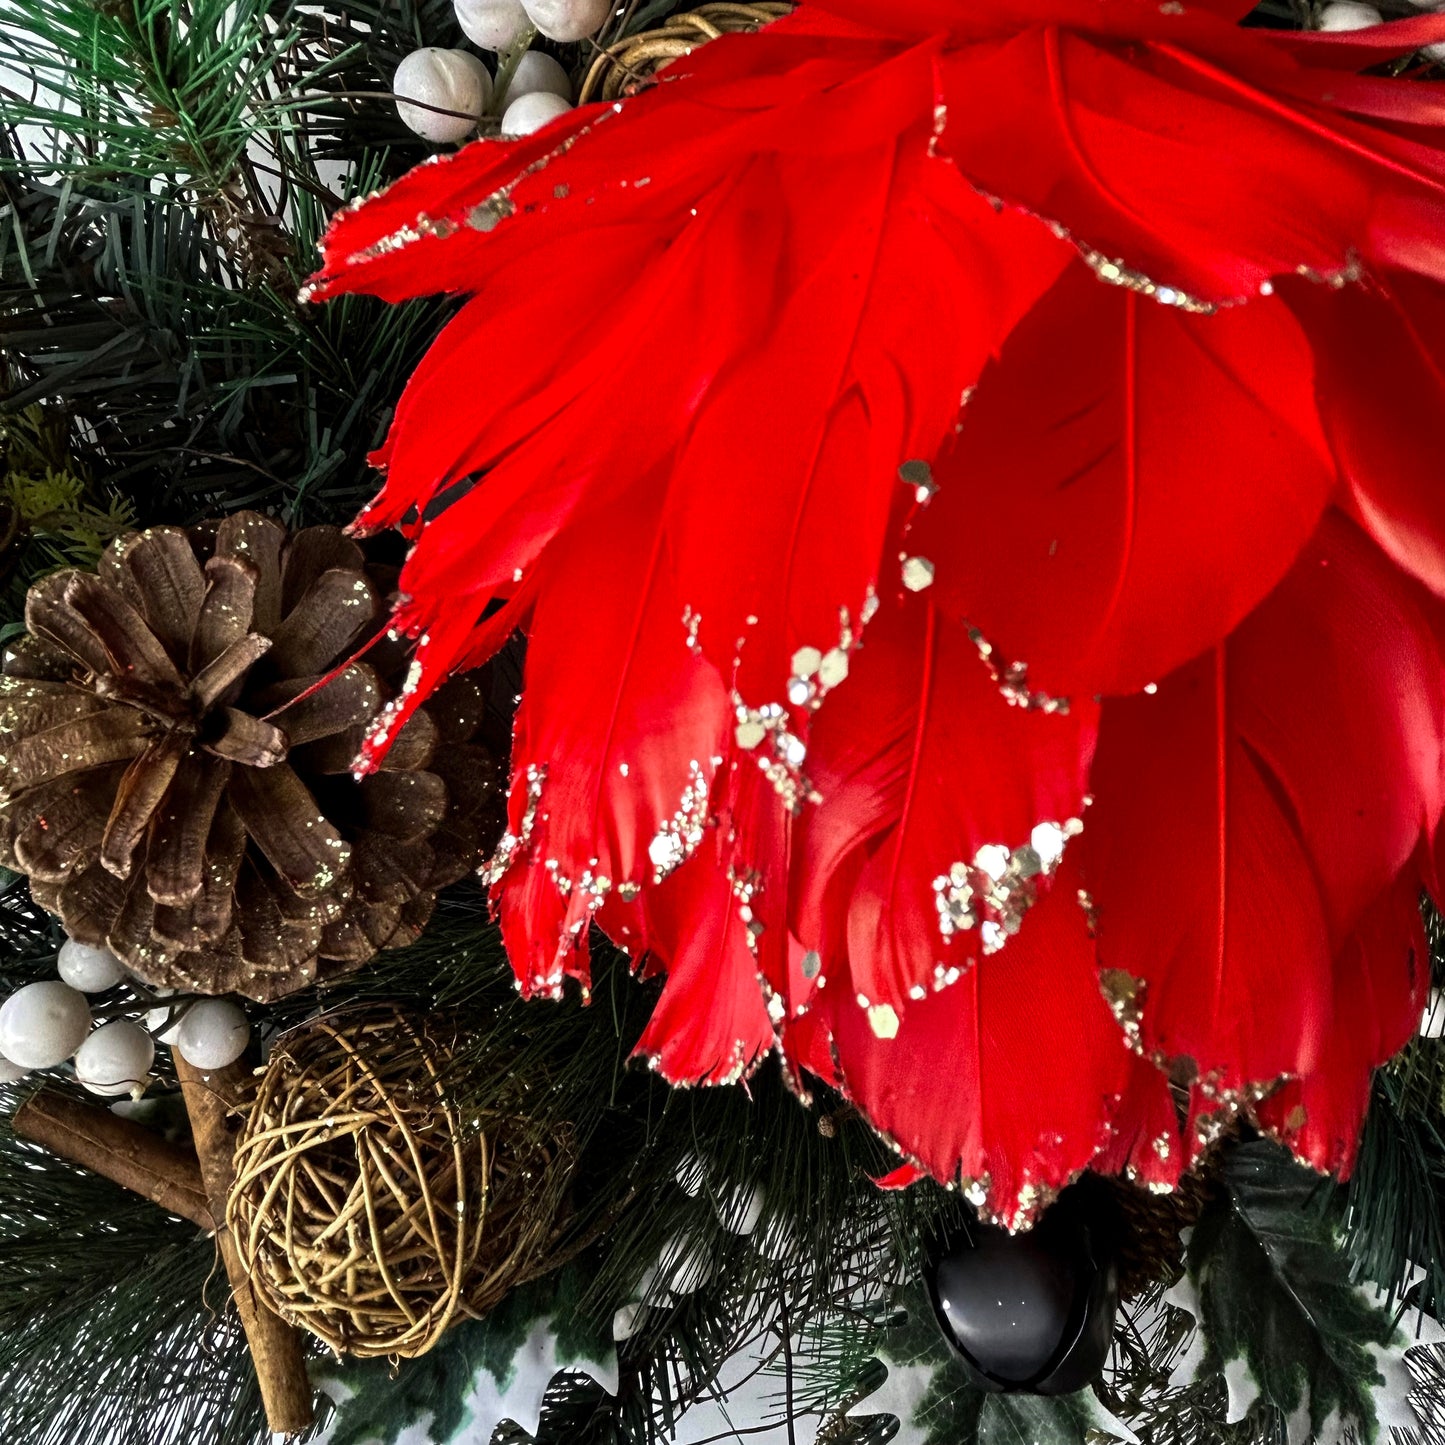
xmin=0 ymin=876 xmax=61 ymax=967
xmin=1186 ymin=1141 xmax=1398 ymax=1442
xmin=317 ymin=1264 xmax=615 ymax=1445
xmin=0 ymin=0 xmax=464 ymax=558
xmin=1340 ymin=903 xmax=1445 ymax=1319
xmin=843 ymin=1284 xmax=1105 ymax=1445
xmin=976 ymin=1392 xmax=1095 ymax=1445
xmin=1343 ymin=1069 xmax=1445 ymax=1321
xmin=0 ymin=1104 xmax=281 ymax=1445
xmin=2 ymin=0 xmax=1444 ymax=1442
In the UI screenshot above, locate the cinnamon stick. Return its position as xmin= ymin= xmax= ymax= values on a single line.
xmin=12 ymin=1089 xmax=214 ymax=1230
xmin=175 ymin=1055 xmax=314 ymax=1437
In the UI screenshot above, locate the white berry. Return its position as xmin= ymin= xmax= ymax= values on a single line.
xmin=506 ymin=49 xmax=572 ymax=106
xmin=501 ymin=90 xmax=572 ymax=137
xmin=520 ymin=0 xmax=609 ymax=42
xmin=0 ymin=982 xmax=92 ymax=1069
xmin=175 ymin=998 xmax=251 ymax=1070
xmin=1317 ymin=1 xmax=1382 ymax=28
xmin=454 ymin=0 xmax=530 ymax=49
xmin=57 ymin=937 xmax=127 ymax=993
xmin=74 ymin=1020 xmax=155 ymax=1097
xmin=145 ymin=993 xmax=185 ymax=1045
xmin=612 ymin=1302 xmax=645 ymax=1340
xmin=394 ymin=48 xmax=492 ymax=144
xmin=0 ymin=1054 xmax=29 ymax=1084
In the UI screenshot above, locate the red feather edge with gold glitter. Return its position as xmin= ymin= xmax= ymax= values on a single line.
xmin=308 ymin=0 xmax=1445 ymax=1226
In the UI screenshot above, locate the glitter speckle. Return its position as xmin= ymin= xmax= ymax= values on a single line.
xmin=1099 ymin=968 xmax=1145 ymax=1050
xmin=791 ymin=646 xmax=823 ymax=678
xmin=901 ymin=556 xmax=935 ymax=592
xmin=645 ymin=760 xmax=711 ymax=883
xmin=817 ymin=647 xmax=849 ymax=688
xmin=866 ymin=1003 xmax=900 ymax=1040
xmin=968 ymin=628 xmax=1072 ymax=715
xmin=481 ymin=764 xmax=546 ymax=887
xmin=899 ymin=459 xmax=938 ymax=504
xmin=735 ymin=719 xmax=767 ymax=750
xmin=1084 ymin=249 xmax=1215 ymax=313
xmin=933 ymin=819 xmax=1083 ymax=952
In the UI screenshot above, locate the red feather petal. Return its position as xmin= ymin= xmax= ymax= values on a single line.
xmin=659 ymin=54 xmax=1069 ymax=701
xmin=1254 ymin=867 xmax=1430 ymax=1175
xmin=488 ymin=488 xmax=732 ymax=994
xmin=629 ymin=844 xmax=777 ymax=1086
xmin=796 ymin=593 xmax=1098 ymax=1014
xmin=1084 ymin=514 xmax=1445 ymax=1152
xmin=809 ymin=858 xmax=1177 ymax=1225
xmin=920 ymin=263 xmax=1334 ymax=699
xmin=1287 ymin=271 xmax=1445 ymax=598
xmin=935 ymin=22 xmax=1445 ymax=300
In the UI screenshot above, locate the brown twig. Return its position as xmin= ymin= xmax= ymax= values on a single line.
xmin=176 ymin=1055 xmax=314 ymax=1438
xmin=12 ymin=1088 xmax=213 ymax=1230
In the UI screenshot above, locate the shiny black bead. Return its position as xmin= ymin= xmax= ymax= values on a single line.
xmin=923 ymin=1181 xmax=1120 ymax=1395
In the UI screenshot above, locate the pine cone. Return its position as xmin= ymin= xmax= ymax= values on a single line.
xmin=1106 ymin=1164 xmax=1217 ymax=1300
xmin=0 ymin=513 xmax=498 ymax=1001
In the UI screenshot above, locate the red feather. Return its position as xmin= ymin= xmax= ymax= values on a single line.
xmin=794 ymin=590 xmax=1098 ymax=1016
xmin=1255 ymin=868 xmax=1430 ymax=1174
xmin=1287 ymin=271 xmax=1445 ymax=599
xmin=311 ymin=0 xmax=1445 ymax=1211
xmin=918 ymin=262 xmax=1335 ymax=699
xmin=1083 ymin=514 xmax=1445 ymax=1160
xmin=931 ymin=14 xmax=1445 ymax=300
xmin=489 ymin=486 xmax=731 ymax=996
xmin=621 ymin=839 xmax=778 ymax=1086
xmin=804 ymin=857 xmax=1179 ymax=1226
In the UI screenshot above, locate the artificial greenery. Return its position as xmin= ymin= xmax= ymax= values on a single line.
xmin=2 ymin=0 xmax=1444 ymax=1442
xmin=1187 ymin=1142 xmax=1400 ymax=1443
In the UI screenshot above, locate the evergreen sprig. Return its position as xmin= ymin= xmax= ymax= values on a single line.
xmin=2 ymin=2 xmax=1444 ymax=1443
xmin=1188 ymin=1142 xmax=1399 ymax=1443
xmin=0 ymin=0 xmax=462 ymax=570
xmin=1340 ymin=905 xmax=1445 ymax=1319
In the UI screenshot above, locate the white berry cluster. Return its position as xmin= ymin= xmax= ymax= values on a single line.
xmin=0 ymin=937 xmax=250 ymax=1097
xmin=393 ymin=0 xmax=607 ymax=145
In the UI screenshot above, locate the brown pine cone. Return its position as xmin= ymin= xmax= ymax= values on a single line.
xmin=1106 ymin=1164 xmax=1218 ymax=1300
xmin=0 ymin=513 xmax=498 ymax=1001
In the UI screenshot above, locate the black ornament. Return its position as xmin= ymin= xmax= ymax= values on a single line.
xmin=924 ymin=1180 xmax=1120 ymax=1395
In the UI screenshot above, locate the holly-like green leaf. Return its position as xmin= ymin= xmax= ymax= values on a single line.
xmin=854 ymin=1284 xmax=1099 ymax=1445
xmin=976 ymin=1392 xmax=1096 ymax=1445
xmin=317 ymin=1263 xmax=616 ymax=1445
xmin=1185 ymin=1140 xmax=1399 ymax=1442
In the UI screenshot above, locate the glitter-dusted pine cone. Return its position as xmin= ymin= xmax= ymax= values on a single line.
xmin=0 ymin=513 xmax=498 ymax=1001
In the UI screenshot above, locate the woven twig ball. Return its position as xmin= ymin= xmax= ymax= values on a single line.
xmin=227 ymin=1007 xmax=571 ymax=1358
xmin=579 ymin=3 xmax=793 ymax=104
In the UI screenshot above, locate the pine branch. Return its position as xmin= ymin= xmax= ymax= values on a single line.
xmin=0 ymin=1108 xmax=281 ymax=1445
